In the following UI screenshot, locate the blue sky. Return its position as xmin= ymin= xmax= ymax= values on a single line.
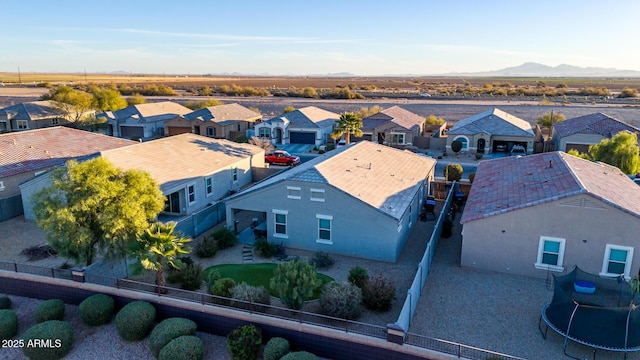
xmin=1 ymin=1 xmax=639 ymax=75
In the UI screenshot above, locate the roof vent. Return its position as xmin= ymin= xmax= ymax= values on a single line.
xmin=549 ymin=160 xmax=553 ymax=168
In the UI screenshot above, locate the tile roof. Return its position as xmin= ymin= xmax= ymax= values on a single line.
xmin=553 ymin=112 xmax=640 ymax=138
xmin=0 ymin=127 xmax=135 ymax=178
xmin=379 ymin=106 xmax=425 ymax=130
xmin=100 ymin=133 xmax=263 ymax=191
xmin=228 ymin=141 xmax=436 ymax=220
xmin=265 ymin=106 xmax=339 ymax=129
xmin=183 ymin=103 xmax=261 ymax=123
xmin=0 ymin=100 xmax=66 ymax=121
xmin=107 ymin=101 xmax=191 ymax=123
xmin=461 ymin=151 xmax=640 ymax=223
xmin=448 ymin=108 xmax=535 ymax=137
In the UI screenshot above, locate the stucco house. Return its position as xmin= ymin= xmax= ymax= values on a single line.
xmin=446 ymin=108 xmax=538 ymax=155
xmin=254 ymin=106 xmax=338 ymax=146
xmin=20 ymin=133 xmax=265 ymax=221
xmin=163 ymin=103 xmax=262 ymax=140
xmin=361 ymin=106 xmax=425 ymax=146
xmin=0 ymin=101 xmax=71 ymax=132
xmin=0 ymin=127 xmax=134 ymax=221
xmin=225 ymin=141 xmax=436 ymax=262
xmin=460 ymin=151 xmax=640 ymax=279
xmin=552 ymin=112 xmax=640 ymax=153
xmin=98 ymin=101 xmax=192 ymax=139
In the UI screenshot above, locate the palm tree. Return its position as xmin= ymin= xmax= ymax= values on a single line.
xmin=536 ymin=111 xmax=566 ymax=141
xmin=129 ymin=222 xmax=191 ymax=290
xmin=331 ymin=112 xmax=363 ymax=144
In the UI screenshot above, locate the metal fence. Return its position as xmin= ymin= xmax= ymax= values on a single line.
xmin=173 ymin=201 xmax=226 ymax=238
xmin=404 ymin=333 xmax=526 ymax=360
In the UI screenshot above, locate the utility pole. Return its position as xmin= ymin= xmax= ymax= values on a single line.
xmin=17 ymin=66 xmax=22 ymax=86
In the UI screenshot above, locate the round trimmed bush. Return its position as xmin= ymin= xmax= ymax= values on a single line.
xmin=79 ymin=293 xmax=115 ymax=326
xmin=263 ymin=337 xmax=290 ymax=360
xmin=319 ymin=281 xmax=362 ymax=319
xmin=34 ymin=299 xmax=65 ymax=323
xmin=158 ymin=335 xmax=204 ymax=360
xmin=149 ymin=317 xmax=197 ymax=358
xmin=362 ymin=275 xmax=396 ymax=312
xmin=115 ymin=300 xmax=156 ymax=341
xmin=0 ymin=309 xmax=18 ymax=340
xmin=227 ymin=324 xmax=262 ymax=360
xmin=21 ymin=320 xmax=73 ymax=360
xmin=0 ymin=296 xmax=11 ymax=309
xmin=281 ymin=351 xmax=318 ymax=360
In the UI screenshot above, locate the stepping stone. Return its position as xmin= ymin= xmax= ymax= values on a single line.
xmin=242 ymin=245 xmax=253 ymax=262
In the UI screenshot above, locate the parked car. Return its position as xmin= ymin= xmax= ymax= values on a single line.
xmin=265 ymin=150 xmax=300 ymax=166
xmin=336 ymin=139 xmax=347 ymax=148
xmin=510 ymin=144 xmax=526 ymax=156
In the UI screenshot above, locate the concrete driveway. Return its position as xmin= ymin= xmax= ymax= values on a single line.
xmin=276 ymin=143 xmax=315 ymax=154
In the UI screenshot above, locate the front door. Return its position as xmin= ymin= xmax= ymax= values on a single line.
xmin=377 ymin=132 xmax=385 ymax=144
xmin=477 ymin=138 xmax=486 ymax=154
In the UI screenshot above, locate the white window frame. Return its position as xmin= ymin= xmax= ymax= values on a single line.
xmin=232 ymin=167 xmax=238 ymax=182
xmin=187 ymin=183 xmax=196 ymax=205
xmin=206 ymin=127 xmax=216 ymax=137
xmin=390 ymin=132 xmax=405 ymax=145
xmin=287 ymin=186 xmax=301 ymax=200
xmin=535 ymin=236 xmax=566 ymax=272
xmin=453 ymin=135 xmax=469 ymax=150
xmin=17 ymin=120 xmax=28 ymax=130
xmin=310 ymin=188 xmax=325 ymax=202
xmin=259 ymin=127 xmax=271 ymax=138
xmin=272 ymin=209 xmax=288 ymax=239
xmin=316 ymin=214 xmax=333 ymax=245
xmin=601 ymin=244 xmax=634 ymax=279
xmin=0 ymin=181 xmax=4 ymax=191
xmin=204 ymin=176 xmax=213 ymax=197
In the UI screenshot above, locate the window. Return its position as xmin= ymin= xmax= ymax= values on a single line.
xmin=51 ymin=118 xmax=59 ymax=125
xmin=259 ymin=128 xmax=270 ymax=138
xmin=310 ymin=188 xmax=325 ymax=202
xmin=287 ymin=186 xmax=301 ymax=200
xmin=535 ymin=237 xmax=566 ymax=271
xmin=187 ymin=184 xmax=196 ymax=204
xmin=601 ymin=244 xmax=634 ymax=278
xmin=316 ymin=215 xmax=332 ymax=244
xmin=232 ymin=167 xmax=238 ymax=182
xmin=206 ymin=127 xmax=216 ymax=137
xmin=0 ymin=181 xmax=4 ymax=191
xmin=390 ymin=133 xmax=405 ymax=144
xmin=17 ymin=120 xmax=28 ymax=130
xmin=205 ymin=177 xmax=213 ymax=197
xmin=237 ymin=124 xmax=241 ymax=131
xmin=273 ymin=210 xmax=288 ymax=238
xmin=164 ymin=192 xmax=180 ymax=213
xmin=453 ymin=136 xmax=469 ymax=150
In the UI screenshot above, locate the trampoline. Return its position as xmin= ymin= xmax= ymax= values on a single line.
xmin=539 ymin=266 xmax=640 ymax=359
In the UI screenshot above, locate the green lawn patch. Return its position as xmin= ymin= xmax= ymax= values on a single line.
xmin=203 ymin=263 xmax=333 ymax=298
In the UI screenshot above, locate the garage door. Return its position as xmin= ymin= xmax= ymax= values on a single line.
xmin=289 ymin=131 xmax=315 ymax=144
xmin=120 ymin=126 xmax=144 ymax=138
xmin=167 ymin=126 xmax=191 ymax=136
xmin=566 ymin=143 xmax=590 ymax=153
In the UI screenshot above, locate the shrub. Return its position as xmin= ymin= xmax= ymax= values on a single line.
xmin=227 ymin=324 xmax=262 ymax=360
xmin=270 ymin=261 xmax=321 ymax=310
xmin=149 ymin=317 xmax=197 ymax=358
xmin=362 ymin=275 xmax=396 ymax=312
xmin=79 ymin=293 xmax=115 ymax=326
xmin=21 ymin=320 xmax=73 ymax=360
xmin=195 ymin=235 xmax=218 ymax=258
xmin=210 ymin=278 xmax=236 ymax=305
xmin=0 ymin=296 xmax=11 ymax=309
xmin=231 ymin=283 xmax=271 ymax=311
xmin=263 ymin=337 xmax=290 ymax=360
xmin=443 ymin=163 xmax=463 ymax=182
xmin=348 ymin=266 xmax=369 ymax=289
xmin=159 ymin=335 xmax=204 ymax=360
xmin=211 ymin=228 xmax=238 ymax=249
xmin=280 ymin=351 xmax=318 ymax=360
xmin=205 ymin=269 xmax=221 ymax=284
xmin=180 ymin=262 xmax=203 ymax=291
xmin=115 ymin=300 xmax=156 ymax=341
xmin=34 ymin=299 xmax=65 ymax=323
xmin=253 ymin=236 xmax=277 ymax=258
xmin=234 ymin=135 xmax=249 ymax=143
xmin=309 ymin=252 xmax=334 ymax=269
xmin=0 ymin=309 xmax=18 ymax=340
xmin=319 ymin=281 xmax=362 ymax=319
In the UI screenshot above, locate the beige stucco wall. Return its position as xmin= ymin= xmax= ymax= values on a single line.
xmin=446 ymin=134 xmax=534 ymax=154
xmin=1 ymin=169 xmax=54 ymax=199
xmin=460 ymin=194 xmax=640 ymax=279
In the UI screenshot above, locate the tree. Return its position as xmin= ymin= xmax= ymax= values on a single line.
xmin=127 ymin=93 xmax=147 ymax=106
xmin=283 ymin=106 xmax=295 ymax=113
xmin=129 ymin=222 xmax=191 ymax=290
xmin=424 ymin=114 xmax=445 ymax=125
xmin=33 ymin=157 xmax=165 ymax=266
xmin=443 ymin=163 xmax=463 ymax=182
xmin=184 ymin=99 xmax=223 ymax=110
xmin=536 ymin=111 xmax=566 ymax=140
xmin=48 ymin=86 xmax=95 ymax=122
xmin=249 ymin=135 xmax=275 ymax=154
xmin=91 ymin=87 xmax=127 ymax=111
xmin=451 ymin=140 xmax=463 ymax=156
xmin=587 ymin=131 xmax=640 ymax=174
xmin=618 ymin=87 xmax=639 ymax=98
xmin=270 ymin=261 xmax=321 ymax=310
xmin=331 ymin=112 xmax=363 ymax=144
xmin=354 ymin=105 xmax=382 ymax=119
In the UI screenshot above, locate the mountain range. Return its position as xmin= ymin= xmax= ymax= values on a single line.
xmin=446 ymin=62 xmax=640 ymax=77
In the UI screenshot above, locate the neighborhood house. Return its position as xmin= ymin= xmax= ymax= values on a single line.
xmin=0 ymin=100 xmax=71 ymax=132
xmin=360 ymin=105 xmax=426 ymax=147
xmin=552 ymin=112 xmax=640 ymax=153
xmin=163 ymin=103 xmax=262 ymax=140
xmin=98 ymin=101 xmax=192 ymax=139
xmin=255 ymin=106 xmax=339 ymax=147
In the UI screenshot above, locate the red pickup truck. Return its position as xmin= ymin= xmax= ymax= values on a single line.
xmin=265 ymin=150 xmax=300 ymax=166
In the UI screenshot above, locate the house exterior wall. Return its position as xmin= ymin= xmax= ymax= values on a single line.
xmin=110 ymin=115 xmax=180 ymax=138
xmin=225 ymin=180 xmax=421 ymax=262
xmin=460 ymin=194 xmax=640 ymax=279
xmin=446 ymin=134 xmax=534 ymax=154
xmin=556 ymin=133 xmax=605 ymax=153
xmin=19 ymin=172 xmax=53 ymax=220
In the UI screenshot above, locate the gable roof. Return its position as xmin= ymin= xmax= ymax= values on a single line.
xmin=553 ymin=112 xmax=640 ymax=138
xmin=0 ymin=100 xmax=66 ymax=121
xmin=0 ymin=127 xmax=135 ymax=178
xmin=461 ymin=151 xmax=640 ymax=223
xmin=448 ymin=108 xmax=535 ymax=137
xmin=183 ymin=103 xmax=261 ymax=123
xmin=100 ymin=133 xmax=263 ymax=191
xmin=107 ymin=101 xmax=191 ymax=123
xmin=265 ymin=106 xmax=339 ymax=129
xmin=228 ymin=141 xmax=436 ymax=220
xmin=362 ymin=106 xmax=424 ymax=131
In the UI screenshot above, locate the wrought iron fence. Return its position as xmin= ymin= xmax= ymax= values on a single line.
xmin=404 ymin=333 xmax=526 ymax=360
